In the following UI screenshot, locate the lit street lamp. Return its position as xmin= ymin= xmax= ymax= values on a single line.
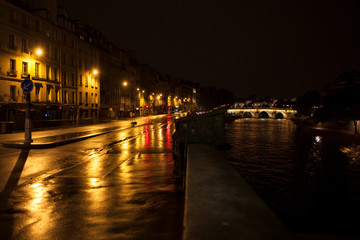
xmin=122 ymin=81 xmax=128 ymax=116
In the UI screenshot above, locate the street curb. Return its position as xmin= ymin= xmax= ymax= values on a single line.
xmin=2 ymin=132 xmax=106 ymax=149
xmin=2 ymin=122 xmax=148 ymax=149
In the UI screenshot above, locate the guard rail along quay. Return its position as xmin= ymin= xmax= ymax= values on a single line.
xmin=173 ymin=106 xmax=294 ymax=240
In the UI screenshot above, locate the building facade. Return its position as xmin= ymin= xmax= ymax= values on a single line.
xmin=0 ymin=0 xmax=197 ymax=130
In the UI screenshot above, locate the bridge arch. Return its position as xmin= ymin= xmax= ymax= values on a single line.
xmin=259 ymin=111 xmax=270 ymax=118
xmin=275 ymin=112 xmax=284 ymax=119
xmin=243 ymin=112 xmax=253 ymax=118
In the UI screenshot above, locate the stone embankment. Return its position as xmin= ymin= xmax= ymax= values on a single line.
xmin=174 ymin=107 xmax=294 ymax=240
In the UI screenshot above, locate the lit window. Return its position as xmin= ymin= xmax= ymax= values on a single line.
xmin=22 ymin=62 xmax=28 ymax=76
xmin=35 ymin=62 xmax=40 ymax=77
xmin=47 ymin=86 xmax=52 ymax=102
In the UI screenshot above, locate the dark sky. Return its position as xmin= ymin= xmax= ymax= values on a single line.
xmin=62 ymin=0 xmax=360 ymax=99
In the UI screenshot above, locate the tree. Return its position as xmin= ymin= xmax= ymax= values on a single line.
xmin=294 ymin=90 xmax=321 ymax=116
xmin=321 ymin=71 xmax=360 ymax=134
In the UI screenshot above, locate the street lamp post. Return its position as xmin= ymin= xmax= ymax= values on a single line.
xmin=21 ymin=74 xmax=34 ymax=145
xmin=122 ymin=81 xmax=127 ymax=117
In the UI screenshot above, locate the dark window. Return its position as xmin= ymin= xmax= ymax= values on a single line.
xmin=22 ymin=14 xmax=29 ymax=28
xmin=54 ymin=68 xmax=58 ymax=81
xmin=10 ymin=59 xmax=16 ymax=71
xmin=8 ymin=34 xmax=16 ymax=50
xmin=35 ymin=20 xmax=41 ymax=32
xmin=79 ymin=74 xmax=82 ymax=86
xmin=46 ymin=65 xmax=50 ymax=79
xmin=46 ymin=25 xmax=50 ymax=37
xmin=62 ymin=71 xmax=67 ymax=85
xmin=21 ymin=39 xmax=28 ymax=53
xmin=10 ymin=10 xmax=17 ymax=24
xmin=71 ymin=73 xmax=75 ymax=86
xmin=10 ymin=85 xmax=16 ymax=101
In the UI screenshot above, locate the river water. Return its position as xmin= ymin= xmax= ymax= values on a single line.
xmin=221 ymin=119 xmax=360 ymax=236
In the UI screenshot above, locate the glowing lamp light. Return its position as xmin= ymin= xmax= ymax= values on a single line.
xmin=35 ymin=48 xmax=43 ymax=55
xmin=93 ymin=69 xmax=98 ymax=75
xmin=123 ymin=81 xmax=127 ymax=86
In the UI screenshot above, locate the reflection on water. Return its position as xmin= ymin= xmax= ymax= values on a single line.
xmin=222 ymin=119 xmax=360 ymax=235
xmin=340 ymin=145 xmax=360 ymax=164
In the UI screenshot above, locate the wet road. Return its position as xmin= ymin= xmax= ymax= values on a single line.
xmin=0 ymin=115 xmax=184 ymax=240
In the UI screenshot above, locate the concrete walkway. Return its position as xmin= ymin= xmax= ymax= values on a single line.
xmin=183 ymin=144 xmax=294 ymax=240
xmin=0 ymin=115 xmax=184 ymax=240
xmin=0 ymin=116 xmax=158 ymax=148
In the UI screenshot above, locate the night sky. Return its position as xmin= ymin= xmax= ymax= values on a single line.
xmin=62 ymin=0 xmax=360 ymax=99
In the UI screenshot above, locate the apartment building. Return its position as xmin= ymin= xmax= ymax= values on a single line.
xmin=0 ymin=0 xmax=62 ymax=123
xmin=75 ymin=23 xmax=100 ymax=119
xmin=0 ymin=0 xmax=101 ymax=123
xmin=0 ymin=0 xmax=197 ymax=127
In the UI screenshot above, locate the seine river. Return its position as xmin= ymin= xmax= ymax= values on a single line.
xmin=222 ymin=119 xmax=360 ymax=237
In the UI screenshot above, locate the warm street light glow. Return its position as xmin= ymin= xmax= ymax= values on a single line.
xmin=142 ymin=90 xmax=145 ymax=93
xmin=123 ymin=81 xmax=127 ymax=86
xmin=137 ymin=88 xmax=140 ymax=91
xmin=160 ymin=94 xmax=162 ymax=97
xmin=35 ymin=48 xmax=43 ymax=55
xmin=93 ymin=69 xmax=98 ymax=75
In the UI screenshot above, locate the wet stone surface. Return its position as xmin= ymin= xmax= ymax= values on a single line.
xmin=0 ymin=116 xmax=184 ymax=240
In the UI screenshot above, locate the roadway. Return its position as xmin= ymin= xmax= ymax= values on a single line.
xmin=0 ymin=114 xmax=184 ymax=240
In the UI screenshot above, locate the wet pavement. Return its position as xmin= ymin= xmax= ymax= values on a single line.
xmin=0 ymin=115 xmax=184 ymax=240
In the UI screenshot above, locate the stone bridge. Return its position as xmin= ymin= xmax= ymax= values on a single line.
xmin=227 ymin=108 xmax=297 ymax=119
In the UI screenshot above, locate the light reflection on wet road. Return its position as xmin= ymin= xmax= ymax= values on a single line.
xmin=0 ymin=115 xmax=183 ymax=240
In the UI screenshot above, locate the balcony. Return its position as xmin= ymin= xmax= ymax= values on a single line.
xmin=21 ymin=72 xmax=29 ymax=78
xmin=7 ymin=70 xmax=17 ymax=77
